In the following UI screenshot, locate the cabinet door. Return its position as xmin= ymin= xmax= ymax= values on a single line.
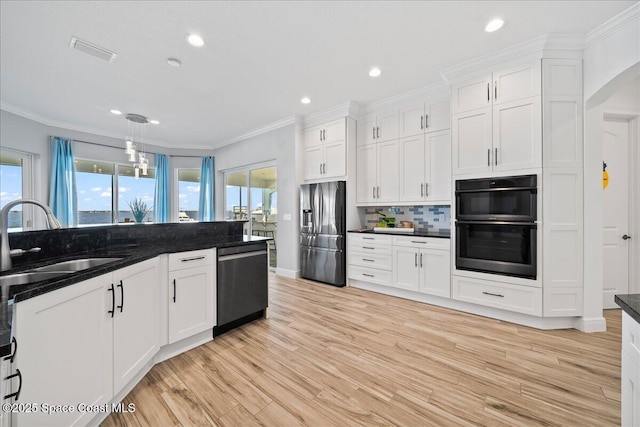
xmin=399 ymin=103 xmax=425 ymax=138
xmin=113 ymin=259 xmax=159 ymax=393
xmin=323 ymin=118 xmax=345 ymax=144
xmin=356 ymin=144 xmax=377 ymax=203
xmin=304 ymin=125 xmax=323 ymax=148
xmin=426 ymin=130 xmax=451 ymax=203
xmin=399 ymin=135 xmax=426 ymax=201
xmin=376 ymin=140 xmax=399 ymax=202
xmin=392 ymin=246 xmax=420 ymax=291
xmin=358 ymin=114 xmax=377 ymax=146
xmin=377 ymin=110 xmax=399 ymax=142
xmin=13 ymin=274 xmax=114 ymax=427
xmin=425 ymin=99 xmax=450 ymax=133
xmin=324 ymin=140 xmax=346 ymax=178
xmin=451 ymin=75 xmax=492 ymax=114
xmin=493 ymin=62 xmax=541 ymax=105
xmin=493 ymin=96 xmax=542 ymax=172
xmin=420 ymin=249 xmax=451 ymax=298
xmin=622 ymin=352 xmax=640 ymax=427
xmin=168 ymin=265 xmax=215 ymax=344
xmin=304 ymin=145 xmax=324 ymax=180
xmin=451 ymin=107 xmax=492 ymax=175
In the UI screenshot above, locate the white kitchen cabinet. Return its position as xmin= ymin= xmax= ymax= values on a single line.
xmin=452 ymin=275 xmax=542 ymax=316
xmin=493 ymin=96 xmax=542 ymax=172
xmin=304 ymin=118 xmax=346 ymax=180
xmin=392 ymin=236 xmax=450 ymax=298
xmin=452 ymin=107 xmax=493 ymax=175
xmin=399 ymin=99 xmax=450 ymax=138
xmin=348 ymin=234 xmax=393 ymax=286
xmin=356 ymin=139 xmax=399 ymax=203
xmin=358 ymin=110 xmax=399 ymax=145
xmin=622 ymin=312 xmax=640 ymax=427
xmin=399 ymin=130 xmax=451 ymax=203
xmin=12 ymin=273 xmax=115 ymax=427
xmin=0 ymin=355 xmax=10 ymax=427
xmin=168 ymin=249 xmax=216 ymax=344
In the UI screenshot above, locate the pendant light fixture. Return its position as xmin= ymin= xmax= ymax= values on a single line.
xmin=124 ymin=113 xmax=149 ymax=178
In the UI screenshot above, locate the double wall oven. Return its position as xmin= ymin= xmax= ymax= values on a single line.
xmin=455 ymin=175 xmax=537 ymax=279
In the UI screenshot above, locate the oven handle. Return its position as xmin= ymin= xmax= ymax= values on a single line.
xmin=455 ymin=186 xmax=537 ymax=194
xmin=455 ymin=220 xmax=537 ymax=227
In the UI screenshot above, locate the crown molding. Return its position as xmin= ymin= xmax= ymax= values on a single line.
xmin=585 ymin=2 xmax=640 ymax=49
xmin=359 ymin=81 xmax=449 ymax=114
xmin=212 ymin=116 xmax=296 ymax=149
xmin=301 ymin=101 xmax=359 ymax=128
xmin=439 ymin=33 xmax=585 ymax=83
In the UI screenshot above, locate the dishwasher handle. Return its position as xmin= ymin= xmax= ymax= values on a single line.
xmin=218 ymin=250 xmax=268 ymax=262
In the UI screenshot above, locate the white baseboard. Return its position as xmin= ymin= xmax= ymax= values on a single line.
xmin=154 ymin=330 xmax=213 ymax=363
xmin=574 ymin=316 xmax=607 ymax=332
xmin=275 ymin=267 xmax=300 ymax=278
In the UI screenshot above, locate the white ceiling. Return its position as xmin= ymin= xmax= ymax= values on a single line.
xmin=0 ymin=1 xmax=636 ymax=149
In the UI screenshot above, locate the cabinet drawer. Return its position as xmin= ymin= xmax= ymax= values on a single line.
xmin=349 ymin=233 xmax=393 ymax=244
xmin=452 ymin=276 xmax=542 ymax=316
xmin=392 ymin=235 xmax=450 ymax=250
xmin=623 ymin=312 xmax=640 ymax=367
xmin=349 ymin=265 xmax=392 ymax=286
xmin=349 ymin=252 xmax=392 ymax=270
xmin=348 ymin=242 xmax=392 ymax=255
xmin=168 ymin=249 xmax=214 ymax=271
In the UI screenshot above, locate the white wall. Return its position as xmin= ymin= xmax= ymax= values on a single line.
xmin=581 ymin=3 xmax=640 ymax=331
xmin=212 ymin=123 xmax=299 ymax=277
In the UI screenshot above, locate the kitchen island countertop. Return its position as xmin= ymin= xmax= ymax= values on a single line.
xmin=615 ymin=294 xmax=640 ymax=324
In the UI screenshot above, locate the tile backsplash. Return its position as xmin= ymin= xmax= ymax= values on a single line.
xmin=360 ymin=205 xmax=451 ymax=231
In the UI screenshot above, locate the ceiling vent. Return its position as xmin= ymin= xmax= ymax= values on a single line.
xmin=69 ymin=37 xmax=117 ymax=62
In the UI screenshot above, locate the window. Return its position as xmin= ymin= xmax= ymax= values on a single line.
xmin=1 ymin=150 xmax=33 ymax=231
xmin=177 ymin=169 xmax=200 ymax=221
xmin=75 ymin=159 xmax=156 ymax=225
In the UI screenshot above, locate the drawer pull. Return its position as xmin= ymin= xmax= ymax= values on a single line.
xmin=362 ymin=273 xmax=375 ymax=278
xmin=362 ymin=237 xmax=375 ymax=240
xmin=362 ymin=259 xmax=375 ymax=262
xmin=181 ymin=256 xmax=205 ymax=262
xmin=410 ymin=241 xmax=427 ymax=244
xmin=362 ymin=246 xmax=375 ymax=250
xmin=482 ymin=291 xmax=504 ymax=298
xmin=4 ymin=369 xmax=22 ymax=401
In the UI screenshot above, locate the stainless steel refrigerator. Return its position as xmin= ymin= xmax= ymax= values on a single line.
xmin=300 ymin=181 xmax=346 ymax=287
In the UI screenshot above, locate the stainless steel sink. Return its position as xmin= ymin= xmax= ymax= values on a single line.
xmin=0 ymin=271 xmax=72 ymax=287
xmin=30 ymin=257 xmax=122 ymax=273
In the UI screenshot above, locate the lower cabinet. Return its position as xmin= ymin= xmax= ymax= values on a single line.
xmin=168 ymin=249 xmax=216 ymax=344
xmin=621 ymin=312 xmax=640 ymax=427
xmin=12 ymin=258 xmax=160 ymax=426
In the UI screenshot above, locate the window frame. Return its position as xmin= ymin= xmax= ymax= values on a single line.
xmin=1 ymin=148 xmax=35 ymax=230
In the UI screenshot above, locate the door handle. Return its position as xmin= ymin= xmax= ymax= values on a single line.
xmin=373 ymin=127 xmax=376 ymax=139
xmin=415 ymin=253 xmax=417 ymax=267
xmin=107 ymin=283 xmax=115 ymax=318
xmin=319 ymin=129 xmax=322 ymax=141
xmin=373 ymin=187 xmax=376 ymax=199
xmin=421 ymin=183 xmax=424 ymax=197
xmin=622 ymin=234 xmax=631 ymax=240
xmin=376 ymin=127 xmax=380 ymax=139
xmin=117 ymin=280 xmax=124 ymax=313
xmin=323 ymin=163 xmax=326 ymax=174
xmin=173 ymin=279 xmax=177 ymax=303
xmin=494 ymin=81 xmax=497 ymax=100
xmin=425 ymin=183 xmax=429 ymax=197
xmin=4 ymin=369 xmax=22 ymax=401
xmin=9 ymin=337 xmax=17 ymax=364
xmin=420 ymin=253 xmax=423 ymax=268
xmin=377 ymin=186 xmax=380 ymax=198
xmin=487 ymin=149 xmax=491 ymax=166
xmin=421 ymin=115 xmax=424 ymax=130
xmin=495 ymin=148 xmax=498 ymax=165
xmin=487 ymin=83 xmax=490 ymax=102
xmin=425 ymin=114 xmax=428 ymax=129
xmin=320 ymin=164 xmax=323 ymax=175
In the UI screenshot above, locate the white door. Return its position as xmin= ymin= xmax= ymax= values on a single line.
xmin=304 ymin=146 xmax=323 ymax=180
xmin=425 ymin=99 xmax=451 ymax=133
xmin=602 ymin=119 xmax=630 ymax=308
xmin=392 ymin=246 xmax=420 ymax=291
xmin=377 ymin=110 xmax=400 ymax=142
xmin=399 ymin=102 xmax=425 ymax=138
xmin=358 ymin=115 xmax=377 ymax=146
xmin=399 ymin=135 xmax=425 ymax=201
xmin=168 ymin=265 xmax=215 ymax=343
xmin=451 ymin=107 xmax=492 ymax=175
xmin=419 ymin=249 xmax=451 ymax=298
xmin=323 ymin=118 xmax=346 ymax=144
xmin=356 ymin=144 xmax=377 ymax=203
xmin=324 ymin=140 xmax=346 ymax=178
xmin=451 ymin=75 xmax=492 ymax=114
xmin=493 ymin=96 xmax=542 ymax=172
xmin=377 ymin=140 xmax=400 ymax=202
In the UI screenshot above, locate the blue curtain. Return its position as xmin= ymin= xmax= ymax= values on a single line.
xmin=153 ymin=154 xmax=169 ymax=223
xmin=48 ymin=137 xmax=77 ymax=227
xmin=198 ymin=156 xmax=215 ymax=221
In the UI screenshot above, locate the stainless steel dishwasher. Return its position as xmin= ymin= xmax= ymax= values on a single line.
xmin=214 ymin=242 xmax=268 ymax=336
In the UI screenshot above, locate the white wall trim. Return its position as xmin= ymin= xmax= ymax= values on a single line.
xmin=573 ymin=316 xmax=607 ymax=332
xmin=301 ymin=101 xmax=359 ymax=128
xmin=215 ymin=116 xmax=296 ymax=149
xmin=584 ymin=2 xmax=640 ymax=49
xmin=275 ymin=267 xmax=300 ymax=279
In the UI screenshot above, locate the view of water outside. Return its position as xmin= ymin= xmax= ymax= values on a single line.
xmin=1 ymin=161 xmax=23 ymax=228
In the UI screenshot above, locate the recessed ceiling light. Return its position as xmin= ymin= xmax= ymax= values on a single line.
xmin=167 ymin=58 xmax=182 ymax=67
xmin=485 ymin=18 xmax=505 ymax=33
xmin=149 ymin=120 xmax=160 ymax=125
xmin=369 ymin=67 xmax=382 ymax=77
xmin=110 ymin=109 xmax=122 ymax=115
xmin=301 ymin=97 xmax=311 ymax=104
xmin=187 ymin=34 xmax=205 ymax=47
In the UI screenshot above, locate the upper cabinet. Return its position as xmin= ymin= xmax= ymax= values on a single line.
xmin=304 ymin=117 xmax=347 ymax=181
xmin=356 ymin=139 xmax=399 ymax=203
xmin=399 ymin=99 xmax=450 ymax=138
xmin=451 ymin=61 xmax=542 ymax=175
xmin=358 ymin=110 xmax=399 ymax=145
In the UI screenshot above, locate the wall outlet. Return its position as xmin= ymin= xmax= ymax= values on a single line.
xmin=283 ymin=213 xmax=292 ymax=220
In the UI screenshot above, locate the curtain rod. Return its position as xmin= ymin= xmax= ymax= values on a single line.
xmin=71 ymin=139 xmax=208 ymax=158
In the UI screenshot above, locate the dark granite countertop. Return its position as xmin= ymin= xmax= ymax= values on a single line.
xmin=0 ymin=222 xmax=269 ymax=357
xmin=348 ymin=229 xmax=451 ymax=239
xmin=615 ymin=294 xmax=640 ymax=324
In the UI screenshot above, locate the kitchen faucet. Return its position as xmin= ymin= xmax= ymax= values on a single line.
xmin=0 ymin=199 xmax=62 ymax=271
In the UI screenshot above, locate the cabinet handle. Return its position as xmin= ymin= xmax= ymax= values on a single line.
xmin=323 ymin=129 xmax=326 ymax=140
xmin=373 ymin=127 xmax=376 ymax=139
xmin=323 ymin=163 xmax=326 ymax=174
xmin=487 ymin=149 xmax=491 ymax=166
xmin=425 ymin=114 xmax=429 ymax=129
xmin=495 ymin=148 xmax=498 ymax=165
xmin=376 ymin=127 xmax=380 ymax=139
xmin=181 ymin=256 xmax=205 ymax=263
xmin=377 ymin=186 xmax=380 ymax=198
xmin=362 ymin=258 xmax=375 ymax=262
xmin=487 ymin=83 xmax=490 ymax=102
xmin=482 ymin=291 xmax=504 ymax=298
xmin=107 ymin=283 xmax=115 ymax=318
xmin=4 ymin=369 xmax=22 ymax=401
xmin=117 ymin=280 xmax=124 ymax=313
xmin=9 ymin=337 xmax=17 ymax=364
xmin=421 ymin=183 xmax=424 ymax=197
xmin=420 ymin=253 xmax=423 ymax=268
xmin=410 ymin=241 xmax=427 ymax=244
xmin=362 ymin=246 xmax=375 ymax=250
xmin=425 ymin=182 xmax=429 ymax=197
xmin=362 ymin=237 xmax=375 ymax=240
xmin=494 ymin=81 xmax=497 ymax=100
xmin=421 ymin=115 xmax=424 ymax=130
xmin=362 ymin=273 xmax=375 ymax=278
xmin=415 ymin=253 xmax=417 ymax=267
xmin=173 ymin=279 xmax=177 ymax=303
xmin=319 ymin=129 xmax=323 ymax=141
xmin=372 ymin=186 xmax=376 ymax=198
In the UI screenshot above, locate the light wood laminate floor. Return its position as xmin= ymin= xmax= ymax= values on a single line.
xmin=103 ymin=274 xmax=622 ymax=426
